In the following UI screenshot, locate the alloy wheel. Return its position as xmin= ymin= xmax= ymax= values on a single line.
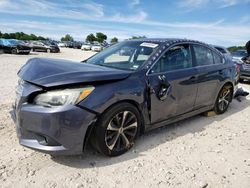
xmin=218 ymin=88 xmax=231 ymax=112
xmin=105 ymin=111 xmax=138 ymax=151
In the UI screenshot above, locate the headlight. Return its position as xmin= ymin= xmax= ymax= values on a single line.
xmin=34 ymin=86 xmax=94 ymax=107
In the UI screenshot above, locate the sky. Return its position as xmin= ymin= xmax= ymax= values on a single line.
xmin=0 ymin=0 xmax=249 ymax=46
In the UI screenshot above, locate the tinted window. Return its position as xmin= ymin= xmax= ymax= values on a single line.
xmin=193 ymin=45 xmax=213 ymax=66
xmin=213 ymin=51 xmax=223 ymax=64
xmin=150 ymin=44 xmax=192 ymax=73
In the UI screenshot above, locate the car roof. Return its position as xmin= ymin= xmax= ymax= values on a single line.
xmin=129 ymin=38 xmax=210 ymax=46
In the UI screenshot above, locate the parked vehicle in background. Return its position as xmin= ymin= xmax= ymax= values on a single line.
xmin=213 ymin=45 xmax=240 ymax=82
xmin=13 ymin=38 xmax=237 ymax=156
xmin=72 ymin=41 xmax=82 ymax=49
xmin=231 ymin=49 xmax=250 ymax=82
xmin=30 ymin=41 xmax=60 ymax=53
xmin=64 ymin=41 xmax=74 ymax=48
xmin=232 ymin=50 xmax=248 ymax=61
xmin=0 ymin=39 xmax=31 ymax=54
xmin=91 ymin=44 xmax=103 ymax=52
xmin=29 ymin=41 xmax=48 ymax=52
xmin=58 ymin=42 xmax=66 ymax=47
xmin=42 ymin=41 xmax=60 ymax=53
xmin=81 ymin=43 xmax=92 ymax=50
xmin=213 ymin=45 xmax=231 ymax=58
xmin=236 ymin=42 xmax=250 ymax=82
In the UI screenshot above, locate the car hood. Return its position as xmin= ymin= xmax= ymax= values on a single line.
xmin=18 ymin=58 xmax=131 ymax=87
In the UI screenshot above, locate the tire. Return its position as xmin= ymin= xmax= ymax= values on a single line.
xmin=214 ymin=84 xmax=233 ymax=114
xmin=91 ymin=103 xmax=141 ymax=156
xmin=11 ymin=48 xmax=17 ymax=54
xmin=47 ymin=48 xmax=51 ymax=53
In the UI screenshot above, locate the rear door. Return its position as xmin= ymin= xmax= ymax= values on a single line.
xmin=192 ymin=44 xmax=225 ymax=109
xmin=147 ymin=43 xmax=198 ymax=124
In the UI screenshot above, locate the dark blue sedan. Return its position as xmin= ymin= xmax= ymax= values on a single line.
xmin=13 ymin=39 xmax=237 ymax=156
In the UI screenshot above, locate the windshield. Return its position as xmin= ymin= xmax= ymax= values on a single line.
xmin=86 ymin=41 xmax=159 ymax=71
xmin=232 ymin=50 xmax=247 ymax=57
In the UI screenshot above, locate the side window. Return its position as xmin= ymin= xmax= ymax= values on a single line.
xmin=213 ymin=51 xmax=223 ymax=64
xmin=150 ymin=44 xmax=192 ymax=73
xmin=193 ymin=45 xmax=213 ymax=66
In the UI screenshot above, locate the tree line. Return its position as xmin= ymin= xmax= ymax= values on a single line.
xmin=0 ymin=31 xmax=46 ymax=40
xmin=227 ymin=46 xmax=246 ymax=53
xmin=1 ymin=31 xmax=245 ymax=52
xmin=61 ymin=33 xmax=146 ymax=44
xmin=61 ymin=33 xmax=117 ymax=43
xmin=0 ymin=31 xmax=145 ymax=44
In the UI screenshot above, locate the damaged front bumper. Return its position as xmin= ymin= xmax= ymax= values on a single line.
xmin=11 ymin=80 xmax=97 ymax=155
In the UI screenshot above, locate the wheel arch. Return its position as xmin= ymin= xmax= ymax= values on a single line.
xmin=218 ymin=81 xmax=234 ymax=102
xmin=82 ymin=99 xmax=146 ymax=152
xmin=100 ymin=99 xmax=146 ymax=134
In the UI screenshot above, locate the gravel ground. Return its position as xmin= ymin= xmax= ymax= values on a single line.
xmin=0 ymin=48 xmax=250 ymax=188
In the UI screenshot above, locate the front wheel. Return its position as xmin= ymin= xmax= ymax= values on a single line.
xmin=214 ymin=85 xmax=233 ymax=114
xmin=91 ymin=103 xmax=141 ymax=156
xmin=11 ymin=48 xmax=17 ymax=54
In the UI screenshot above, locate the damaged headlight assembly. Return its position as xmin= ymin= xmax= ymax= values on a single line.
xmin=34 ymin=86 xmax=94 ymax=107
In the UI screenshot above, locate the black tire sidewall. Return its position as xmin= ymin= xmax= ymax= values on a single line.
xmin=11 ymin=48 xmax=17 ymax=54
xmin=92 ymin=103 xmax=141 ymax=156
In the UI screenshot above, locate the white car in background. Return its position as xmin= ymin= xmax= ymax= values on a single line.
xmin=58 ymin=42 xmax=66 ymax=47
xmin=91 ymin=44 xmax=103 ymax=52
xmin=81 ymin=43 xmax=92 ymax=50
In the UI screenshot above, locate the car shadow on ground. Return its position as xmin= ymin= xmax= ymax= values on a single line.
xmin=51 ymin=96 xmax=250 ymax=168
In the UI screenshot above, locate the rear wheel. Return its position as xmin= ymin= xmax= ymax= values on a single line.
xmin=91 ymin=103 xmax=141 ymax=156
xmin=47 ymin=48 xmax=51 ymax=53
xmin=214 ymin=84 xmax=233 ymax=114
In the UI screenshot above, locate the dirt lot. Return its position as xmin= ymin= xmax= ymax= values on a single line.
xmin=0 ymin=48 xmax=250 ymax=188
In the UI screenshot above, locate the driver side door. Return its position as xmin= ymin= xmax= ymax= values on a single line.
xmin=147 ymin=43 xmax=198 ymax=124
